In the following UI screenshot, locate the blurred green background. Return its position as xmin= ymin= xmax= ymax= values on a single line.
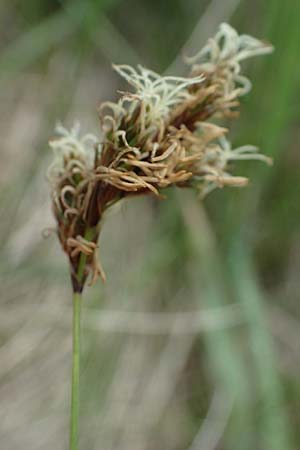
xmin=0 ymin=1 xmax=299 ymax=449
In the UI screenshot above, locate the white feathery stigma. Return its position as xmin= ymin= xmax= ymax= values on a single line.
xmin=113 ymin=64 xmax=205 ymax=131
xmin=47 ymin=122 xmax=99 ymax=184
xmin=187 ymin=23 xmax=274 ymax=96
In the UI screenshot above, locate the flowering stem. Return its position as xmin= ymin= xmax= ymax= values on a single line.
xmin=70 ymin=228 xmax=95 ymax=450
xmin=70 ymin=290 xmax=82 ymax=450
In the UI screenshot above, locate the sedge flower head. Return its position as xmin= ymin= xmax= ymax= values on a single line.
xmin=48 ymin=23 xmax=273 ymax=290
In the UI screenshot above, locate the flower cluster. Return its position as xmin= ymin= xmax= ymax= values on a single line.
xmin=48 ymin=23 xmax=273 ymax=291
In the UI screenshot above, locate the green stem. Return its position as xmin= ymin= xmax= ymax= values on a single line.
xmin=69 ymin=227 xmax=95 ymax=450
xmin=70 ymin=291 xmax=82 ymax=450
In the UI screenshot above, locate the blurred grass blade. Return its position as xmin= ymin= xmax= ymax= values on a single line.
xmin=228 ymin=241 xmax=294 ymax=450
xmin=0 ymin=9 xmax=79 ymax=74
xmin=179 ymin=192 xmax=254 ymax=450
xmin=260 ymin=2 xmax=300 ymax=162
